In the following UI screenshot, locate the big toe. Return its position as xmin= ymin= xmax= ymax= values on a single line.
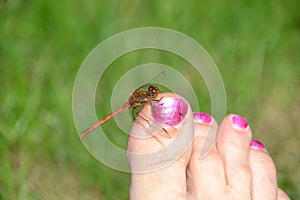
xmin=128 ymin=93 xmax=194 ymax=200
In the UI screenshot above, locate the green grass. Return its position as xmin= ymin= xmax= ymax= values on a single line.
xmin=1 ymin=0 xmax=300 ymax=199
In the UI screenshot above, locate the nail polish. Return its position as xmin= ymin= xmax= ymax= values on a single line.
xmin=193 ymin=112 xmax=212 ymax=124
xmin=152 ymin=98 xmax=188 ymax=126
xmin=250 ymin=140 xmax=267 ymax=152
xmin=231 ymin=115 xmax=249 ymax=131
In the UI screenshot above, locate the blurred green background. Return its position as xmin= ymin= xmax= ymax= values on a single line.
xmin=1 ymin=0 xmax=299 ymax=199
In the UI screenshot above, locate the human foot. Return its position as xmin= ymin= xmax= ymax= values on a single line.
xmin=127 ymin=94 xmax=290 ymax=200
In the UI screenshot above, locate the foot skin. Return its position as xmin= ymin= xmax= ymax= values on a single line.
xmin=127 ymin=94 xmax=290 ymax=200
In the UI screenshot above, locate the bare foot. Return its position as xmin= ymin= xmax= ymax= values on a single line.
xmin=127 ymin=93 xmax=290 ymax=200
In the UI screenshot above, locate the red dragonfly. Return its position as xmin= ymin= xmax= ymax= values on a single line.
xmin=80 ymin=84 xmax=160 ymax=138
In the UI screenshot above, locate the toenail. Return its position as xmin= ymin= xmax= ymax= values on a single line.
xmin=152 ymin=98 xmax=188 ymax=126
xmin=231 ymin=115 xmax=249 ymax=131
xmin=193 ymin=112 xmax=212 ymax=124
xmin=250 ymin=140 xmax=267 ymax=152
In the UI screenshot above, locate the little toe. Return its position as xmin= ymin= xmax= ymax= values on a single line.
xmin=278 ymin=188 xmax=291 ymax=200
xmin=249 ymin=140 xmax=286 ymax=200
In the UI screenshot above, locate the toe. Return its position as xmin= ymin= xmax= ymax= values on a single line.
xmin=187 ymin=112 xmax=225 ymax=199
xmin=128 ymin=93 xmax=194 ymax=199
xmin=217 ymin=114 xmax=252 ymax=196
xmin=249 ymin=140 xmax=278 ymax=200
xmin=277 ymin=188 xmax=291 ymax=200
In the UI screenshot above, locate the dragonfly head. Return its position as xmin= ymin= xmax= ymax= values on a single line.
xmin=148 ymin=85 xmax=160 ymax=98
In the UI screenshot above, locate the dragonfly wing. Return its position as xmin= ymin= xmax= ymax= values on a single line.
xmin=134 ymin=71 xmax=166 ymax=91
xmin=135 ymin=83 xmax=151 ymax=91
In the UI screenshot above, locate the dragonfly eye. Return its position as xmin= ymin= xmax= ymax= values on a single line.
xmin=148 ymin=85 xmax=154 ymax=91
xmin=148 ymin=85 xmax=160 ymax=97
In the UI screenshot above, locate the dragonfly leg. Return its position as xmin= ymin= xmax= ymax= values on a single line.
xmin=153 ymin=96 xmax=163 ymax=104
xmin=159 ymin=127 xmax=172 ymax=138
xmin=136 ymin=113 xmax=151 ymax=126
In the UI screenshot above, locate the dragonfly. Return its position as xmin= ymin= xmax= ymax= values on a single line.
xmin=80 ymin=84 xmax=161 ymax=139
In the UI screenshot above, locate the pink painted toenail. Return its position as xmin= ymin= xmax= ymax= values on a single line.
xmin=152 ymin=98 xmax=188 ymax=126
xmin=193 ymin=112 xmax=212 ymax=124
xmin=250 ymin=140 xmax=267 ymax=152
xmin=231 ymin=115 xmax=249 ymax=131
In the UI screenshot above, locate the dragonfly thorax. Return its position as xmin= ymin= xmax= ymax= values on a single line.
xmin=127 ymin=85 xmax=160 ymax=109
